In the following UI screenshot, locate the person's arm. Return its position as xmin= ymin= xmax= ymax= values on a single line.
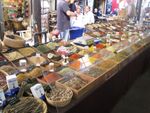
xmin=66 ymin=10 xmax=76 ymax=16
xmin=62 ymin=3 xmax=76 ymax=17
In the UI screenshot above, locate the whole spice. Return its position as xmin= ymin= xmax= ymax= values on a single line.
xmin=3 ymin=51 xmax=24 ymax=61
xmin=97 ymin=59 xmax=116 ymax=69
xmin=37 ymin=73 xmax=60 ymax=84
xmin=3 ymin=97 xmax=46 ymax=113
xmin=70 ymin=53 xmax=82 ymax=60
xmin=83 ymin=67 xmax=105 ymax=78
xmin=28 ymin=56 xmax=46 ymax=66
xmin=0 ymin=65 xmax=16 ymax=75
xmin=58 ymin=68 xmax=75 ymax=76
xmin=18 ymin=47 xmax=36 ymax=57
xmin=36 ymin=45 xmax=51 ymax=53
xmin=64 ymin=76 xmax=88 ymax=90
xmin=46 ymin=86 xmax=72 ymax=101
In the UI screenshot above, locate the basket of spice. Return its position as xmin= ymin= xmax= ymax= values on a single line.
xmin=3 ymin=97 xmax=47 ymax=113
xmin=46 ymin=84 xmax=73 ymax=107
xmin=3 ymin=34 xmax=25 ymax=48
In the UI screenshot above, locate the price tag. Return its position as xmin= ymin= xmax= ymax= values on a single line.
xmin=79 ymin=54 xmax=92 ymax=69
xmin=30 ymin=84 xmax=45 ymax=100
xmin=6 ymin=74 xmax=19 ymax=91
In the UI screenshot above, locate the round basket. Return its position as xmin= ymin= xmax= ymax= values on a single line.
xmin=3 ymin=34 xmax=25 ymax=48
xmin=3 ymin=97 xmax=47 ymax=113
xmin=46 ymin=85 xmax=73 ymax=107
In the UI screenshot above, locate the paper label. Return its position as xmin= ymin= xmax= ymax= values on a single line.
xmin=6 ymin=75 xmax=19 ymax=90
xmin=79 ymin=54 xmax=92 ymax=69
xmin=30 ymin=84 xmax=45 ymax=99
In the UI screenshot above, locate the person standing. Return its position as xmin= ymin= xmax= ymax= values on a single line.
xmin=83 ymin=6 xmax=95 ymax=25
xmin=70 ymin=5 xmax=84 ymax=28
xmin=57 ymin=0 xmax=76 ymax=42
xmin=126 ymin=0 xmax=137 ymax=20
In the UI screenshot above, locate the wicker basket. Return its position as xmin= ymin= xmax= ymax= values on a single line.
xmin=3 ymin=97 xmax=47 ymax=113
xmin=3 ymin=34 xmax=25 ymax=48
xmin=46 ymin=85 xmax=73 ymax=107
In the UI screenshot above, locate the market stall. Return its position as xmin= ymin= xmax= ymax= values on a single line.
xmin=0 ymin=19 xmax=150 ymax=113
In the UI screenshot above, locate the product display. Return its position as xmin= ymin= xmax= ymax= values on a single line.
xmin=3 ymin=35 xmax=25 ymax=48
xmin=63 ymin=76 xmax=88 ymax=90
xmin=46 ymin=42 xmax=59 ymax=50
xmin=3 ymin=97 xmax=47 ymax=113
xmin=28 ymin=55 xmax=47 ymax=66
xmin=82 ymin=66 xmax=106 ymax=78
xmin=0 ymin=11 xmax=149 ymax=112
xmin=36 ymin=45 xmax=51 ymax=54
xmin=3 ymin=51 xmax=24 ymax=61
xmin=37 ymin=72 xmax=60 ymax=84
xmin=18 ymin=47 xmax=36 ymax=57
xmin=46 ymin=85 xmax=73 ymax=107
xmin=0 ymin=65 xmax=16 ymax=75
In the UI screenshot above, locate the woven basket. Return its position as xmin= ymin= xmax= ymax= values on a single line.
xmin=3 ymin=34 xmax=25 ymax=48
xmin=3 ymin=97 xmax=47 ymax=113
xmin=46 ymin=85 xmax=73 ymax=107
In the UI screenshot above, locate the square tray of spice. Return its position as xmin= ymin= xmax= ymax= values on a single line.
xmin=0 ymin=64 xmax=18 ymax=75
xmin=27 ymin=54 xmax=49 ymax=66
xmin=99 ymin=49 xmax=115 ymax=60
xmin=69 ymin=58 xmax=92 ymax=71
xmin=17 ymin=47 xmax=36 ymax=57
xmin=12 ymin=58 xmax=34 ymax=72
xmin=96 ymin=59 xmax=118 ymax=80
xmin=35 ymin=44 xmax=52 ymax=54
xmin=56 ymin=72 xmax=94 ymax=98
xmin=81 ymin=66 xmax=106 ymax=78
xmin=37 ymin=71 xmax=61 ymax=85
xmin=41 ymin=61 xmax=62 ymax=72
xmin=0 ymin=54 xmax=8 ymax=66
xmin=3 ymin=51 xmax=24 ymax=62
xmin=57 ymin=67 xmax=75 ymax=77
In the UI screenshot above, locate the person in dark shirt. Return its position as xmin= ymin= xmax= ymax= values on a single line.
xmin=57 ymin=0 xmax=76 ymax=42
xmin=69 ymin=2 xmax=76 ymax=12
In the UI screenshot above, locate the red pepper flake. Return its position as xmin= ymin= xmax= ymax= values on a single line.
xmin=70 ymin=54 xmax=81 ymax=60
xmin=96 ymin=44 xmax=105 ymax=49
xmin=37 ymin=73 xmax=60 ymax=84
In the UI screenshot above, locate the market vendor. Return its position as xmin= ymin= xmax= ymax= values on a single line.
xmin=83 ymin=6 xmax=95 ymax=25
xmin=56 ymin=0 xmax=77 ymax=42
xmin=70 ymin=5 xmax=84 ymax=28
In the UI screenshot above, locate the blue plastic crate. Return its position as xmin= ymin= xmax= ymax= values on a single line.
xmin=70 ymin=27 xmax=84 ymax=40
